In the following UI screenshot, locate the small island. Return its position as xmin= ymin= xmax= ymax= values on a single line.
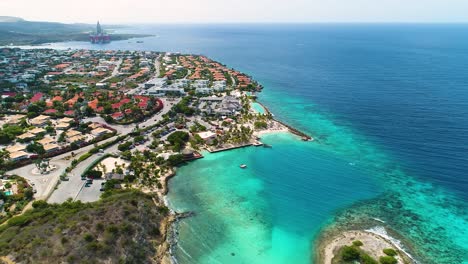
xmin=318 ymin=230 xmax=415 ymax=264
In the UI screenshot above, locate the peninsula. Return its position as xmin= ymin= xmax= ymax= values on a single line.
xmin=0 ymin=48 xmax=310 ymax=263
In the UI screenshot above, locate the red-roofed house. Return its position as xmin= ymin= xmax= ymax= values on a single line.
xmin=111 ymin=112 xmax=124 ymax=120
xmin=64 ymin=110 xmax=75 ymax=116
xmin=52 ymin=96 xmax=63 ymax=102
xmin=54 ymin=63 xmax=70 ymax=70
xmin=135 ymin=95 xmax=150 ymax=110
xmin=44 ymin=109 xmax=57 ymax=114
xmin=30 ymin=92 xmax=44 ymax=103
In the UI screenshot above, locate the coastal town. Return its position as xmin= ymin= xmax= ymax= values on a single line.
xmin=0 ymin=47 xmax=312 ymax=263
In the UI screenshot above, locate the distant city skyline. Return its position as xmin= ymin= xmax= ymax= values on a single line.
xmin=2 ymin=0 xmax=468 ymax=24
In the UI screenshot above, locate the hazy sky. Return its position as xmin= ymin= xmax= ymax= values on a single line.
xmin=2 ymin=0 xmax=468 ymax=24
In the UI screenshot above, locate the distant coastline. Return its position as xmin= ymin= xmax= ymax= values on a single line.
xmin=0 ymin=33 xmax=153 ymax=46
xmin=0 ymin=16 xmax=152 ymax=45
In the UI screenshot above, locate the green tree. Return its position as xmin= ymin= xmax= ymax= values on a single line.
xmin=254 ymin=121 xmax=268 ymax=129
xmin=352 ymin=240 xmax=364 ymax=247
xmin=0 ymin=149 xmax=10 ymax=168
xmin=167 ymin=131 xmax=189 ymax=145
xmin=167 ymin=154 xmax=184 ymax=166
xmin=118 ymin=142 xmax=133 ymax=152
xmin=340 ymin=246 xmax=360 ymax=261
xmin=26 ymin=142 xmax=45 ymax=155
xmin=379 ymin=256 xmax=397 ymax=264
xmin=383 ymin=248 xmax=397 ymax=257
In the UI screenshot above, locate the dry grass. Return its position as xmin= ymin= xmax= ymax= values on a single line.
xmin=0 ymin=190 xmax=169 ymax=264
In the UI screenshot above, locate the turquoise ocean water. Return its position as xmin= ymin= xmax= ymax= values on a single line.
xmin=35 ymin=24 xmax=468 ymax=263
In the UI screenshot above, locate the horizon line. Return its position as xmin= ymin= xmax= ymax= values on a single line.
xmin=4 ymin=17 xmax=468 ymax=25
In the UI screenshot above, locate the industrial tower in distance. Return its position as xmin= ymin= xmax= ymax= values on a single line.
xmin=89 ymin=21 xmax=110 ymax=44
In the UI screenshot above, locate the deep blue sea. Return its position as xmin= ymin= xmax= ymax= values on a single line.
xmin=40 ymin=24 xmax=468 ymax=263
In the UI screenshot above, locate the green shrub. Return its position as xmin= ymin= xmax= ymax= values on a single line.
xmin=361 ymin=253 xmax=379 ymax=264
xmin=32 ymin=200 xmax=48 ymax=209
xmin=96 ymin=222 xmax=104 ymax=232
xmin=86 ymin=170 xmax=103 ymax=179
xmin=83 ymin=233 xmax=94 ymax=242
xmin=78 ymin=153 xmax=92 ymax=162
xmin=86 ymin=241 xmax=103 ymax=251
xmin=341 ymin=245 xmax=360 ymax=261
xmin=7 ymin=215 xmax=32 ymax=227
xmin=157 ymin=206 xmax=169 ymax=215
xmin=106 ymin=225 xmax=119 ymax=234
xmin=118 ymin=141 xmax=133 ymax=151
xmin=254 ymin=121 xmax=268 ymax=129
xmin=383 ymin=248 xmax=397 ymax=256
xmin=379 ymin=256 xmax=398 ymax=264
xmin=352 ymin=240 xmax=363 ymax=247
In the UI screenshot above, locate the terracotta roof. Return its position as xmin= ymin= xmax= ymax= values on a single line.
xmin=30 ymin=92 xmax=44 ymax=103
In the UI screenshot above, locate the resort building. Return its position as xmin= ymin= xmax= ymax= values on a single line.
xmin=5 ymin=114 xmax=25 ymax=125
xmin=37 ymin=137 xmax=56 ymax=146
xmin=199 ymin=96 xmax=242 ymax=116
xmin=66 ymin=129 xmax=82 ymax=138
xmin=197 ymin=131 xmax=217 ymax=144
xmin=146 ymin=87 xmax=185 ymax=96
xmin=68 ymin=135 xmax=86 ymax=144
xmin=29 ymin=127 xmax=46 ymax=135
xmin=195 ymin=87 xmax=211 ymax=94
xmin=91 ymin=127 xmax=111 ymax=137
xmin=43 ymin=143 xmax=60 ymax=153
xmin=29 ymin=115 xmax=51 ymax=127
xmin=9 ymin=151 xmax=29 ymax=161
xmin=59 ymin=117 xmax=74 ymax=123
xmin=17 ymin=132 xmax=36 ymax=141
xmin=56 ymin=122 xmax=71 ymax=130
xmin=5 ymin=144 xmax=26 ymax=154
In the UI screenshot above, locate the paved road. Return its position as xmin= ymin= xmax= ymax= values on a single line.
xmin=7 ymin=162 xmax=65 ymax=200
xmin=83 ymin=98 xmax=179 ymax=134
xmin=154 ymin=55 xmax=161 ymax=77
xmin=6 ymin=136 xmax=117 ymax=201
xmin=99 ymin=58 xmax=123 ymax=83
xmin=48 ymin=143 xmax=119 ymax=204
xmin=8 ymin=95 xmax=178 ymax=204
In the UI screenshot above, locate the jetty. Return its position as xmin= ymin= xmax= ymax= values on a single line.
xmin=207 ymin=143 xmax=253 ymax=153
xmin=255 ymin=101 xmax=313 ymax=141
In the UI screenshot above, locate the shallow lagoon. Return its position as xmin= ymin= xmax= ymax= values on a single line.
xmin=167 ymin=133 xmax=381 ymax=263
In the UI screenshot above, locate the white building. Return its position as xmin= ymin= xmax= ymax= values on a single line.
xmin=197 ymin=131 xmax=217 ymax=144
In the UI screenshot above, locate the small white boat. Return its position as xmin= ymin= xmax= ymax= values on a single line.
xmin=240 ymin=164 xmax=247 ymax=169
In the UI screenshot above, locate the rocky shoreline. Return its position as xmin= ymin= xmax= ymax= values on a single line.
xmin=157 ymin=211 xmax=194 ymax=264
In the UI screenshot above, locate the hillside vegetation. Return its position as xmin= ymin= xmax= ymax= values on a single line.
xmin=0 ymin=190 xmax=169 ymax=264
